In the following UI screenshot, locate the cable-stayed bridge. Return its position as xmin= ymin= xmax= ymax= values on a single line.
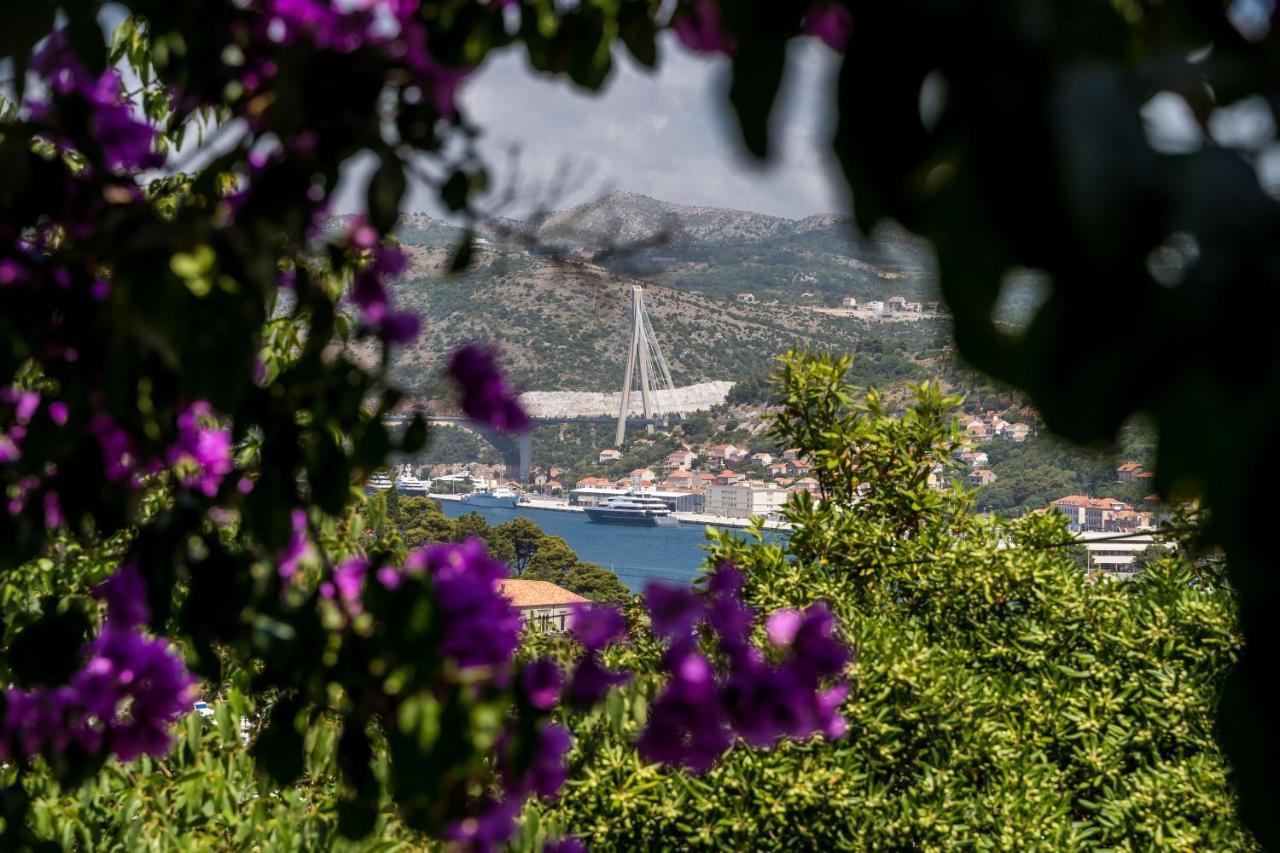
xmin=394 ymin=286 xmax=733 ymax=482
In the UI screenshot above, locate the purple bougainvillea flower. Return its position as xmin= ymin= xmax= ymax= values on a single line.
xmin=707 ymin=594 xmax=756 ymax=658
xmin=674 ymin=0 xmax=736 ymax=54
xmin=405 ymin=538 xmax=522 ymax=668
xmin=447 ymin=343 xmax=530 ymax=433
xmin=0 ymin=258 xmax=27 ymax=286
xmin=75 ymin=625 xmax=196 ymax=761
xmin=637 ymin=642 xmax=732 ymax=772
xmin=443 ymin=797 xmax=519 ymax=852
xmin=788 ymin=602 xmax=849 ymax=682
xmin=570 ymin=603 xmax=626 ymax=651
xmin=521 ymin=721 xmax=572 ymax=799
xmin=635 ymin=573 xmax=852 ymax=772
xmin=706 ymin=560 xmax=743 ymax=596
xmin=765 ymin=608 xmax=803 ymax=648
xmin=167 ymin=402 xmax=233 ymax=497
xmin=378 ymin=309 xmax=421 ymax=344
xmin=3 ymin=566 xmax=194 ymax=765
xmin=43 ymin=491 xmax=65 ymax=528
xmin=96 ymin=563 xmax=151 ymax=630
xmin=521 ymin=659 xmax=563 ymax=710
xmin=321 ymin=557 xmax=369 ymax=614
xmin=87 ymin=72 xmax=165 ymax=171
xmin=805 ymin=2 xmax=853 ymax=51
xmin=90 ymin=415 xmax=137 ymax=483
xmin=644 ymin=582 xmax=705 ymax=640
xmin=278 ymin=508 xmax=313 ymax=580
xmin=544 ymin=837 xmax=586 ymax=853
xmin=565 ymin=652 xmax=631 ymax=709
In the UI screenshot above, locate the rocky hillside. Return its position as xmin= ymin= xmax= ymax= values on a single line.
xmin=386 ymin=244 xmax=946 ymax=394
xmin=380 ymin=192 xmax=953 ymax=396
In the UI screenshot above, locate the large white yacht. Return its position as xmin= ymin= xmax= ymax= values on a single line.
xmin=366 ymin=472 xmax=394 ymax=492
xmin=462 ymin=486 xmax=520 ymax=508
xmin=584 ymin=494 xmax=678 ymax=527
xmin=395 ymin=469 xmax=429 ymax=495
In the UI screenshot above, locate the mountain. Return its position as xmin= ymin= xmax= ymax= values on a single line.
xmin=519 ymin=191 xmax=800 ymax=247
xmin=382 ymin=193 xmax=950 ymax=396
xmin=388 ymin=245 xmax=944 ymax=393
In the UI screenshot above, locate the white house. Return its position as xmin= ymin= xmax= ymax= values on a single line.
xmin=841 ymin=296 xmax=858 ymax=308
xmin=598 ymin=448 xmax=622 ymax=463
xmin=1077 ymin=532 xmax=1168 ymax=576
xmin=498 ymin=580 xmax=588 ymax=633
xmin=736 ymin=292 xmax=756 ymax=303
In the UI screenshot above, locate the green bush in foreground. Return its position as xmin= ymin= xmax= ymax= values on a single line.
xmin=531 ymin=353 xmax=1253 ymax=850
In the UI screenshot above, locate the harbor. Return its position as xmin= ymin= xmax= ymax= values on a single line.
xmin=430 ymin=492 xmax=791 ymax=531
xmin=432 ymin=495 xmax=786 ymax=592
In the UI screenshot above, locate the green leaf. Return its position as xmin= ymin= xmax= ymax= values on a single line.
xmin=727 ymin=37 xmax=785 ymax=159
xmin=367 ymin=153 xmax=406 ymax=234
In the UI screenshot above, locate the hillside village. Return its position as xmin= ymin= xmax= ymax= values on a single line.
xmin=404 ymin=395 xmax=1164 ymax=568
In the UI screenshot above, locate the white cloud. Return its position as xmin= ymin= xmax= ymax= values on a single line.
xmin=397 ymin=34 xmax=845 ymax=220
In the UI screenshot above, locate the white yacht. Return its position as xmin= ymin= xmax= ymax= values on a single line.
xmin=395 ymin=469 xmax=429 ymax=495
xmin=366 ymin=472 xmax=394 ymax=492
xmin=462 ymin=486 xmax=520 ymax=508
xmin=584 ymin=494 xmax=678 ymax=527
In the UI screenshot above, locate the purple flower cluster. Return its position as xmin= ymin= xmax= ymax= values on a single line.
xmin=347 ymin=220 xmax=421 ymax=344
xmin=805 ymin=3 xmax=853 ymax=51
xmin=674 ymin=0 xmax=736 ymax=54
xmin=1 ymin=565 xmax=195 ymax=763
xmin=566 ymin=604 xmax=631 ymax=708
xmin=89 ymin=414 xmax=141 ymax=484
xmin=278 ymin=508 xmax=315 ymax=580
xmin=29 ymin=32 xmax=162 ymax=172
xmin=2 ymin=389 xmax=71 ymax=524
xmin=260 ymin=0 xmax=469 ymax=114
xmin=447 ymin=344 xmax=530 ymax=433
xmin=0 ymin=388 xmax=45 ymax=463
xmin=636 ymin=563 xmax=851 ymax=772
xmin=319 ymin=556 xmax=370 ymax=614
xmin=167 ymin=402 xmax=234 ymax=497
xmin=448 ymin=719 xmax=573 ymax=850
xmin=401 ymin=538 xmax=523 ymax=668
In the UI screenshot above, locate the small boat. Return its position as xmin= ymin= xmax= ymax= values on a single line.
xmin=462 ymin=486 xmax=519 ymax=508
xmin=584 ymin=494 xmax=679 ymax=527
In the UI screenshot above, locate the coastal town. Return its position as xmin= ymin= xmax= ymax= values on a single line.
xmin=388 ymin=399 xmax=1167 ymax=575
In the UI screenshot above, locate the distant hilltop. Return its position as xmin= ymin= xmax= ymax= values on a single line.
xmin=507 ymin=190 xmax=853 ymax=248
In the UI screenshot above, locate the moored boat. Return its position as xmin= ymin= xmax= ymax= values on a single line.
xmin=463 ymin=486 xmax=520 ymax=508
xmin=584 ymin=494 xmax=678 ymax=527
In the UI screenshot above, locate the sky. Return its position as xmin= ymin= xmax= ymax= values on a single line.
xmin=397 ymin=34 xmax=848 ymax=221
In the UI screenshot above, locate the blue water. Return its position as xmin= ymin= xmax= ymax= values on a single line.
xmin=438 ymin=502 xmax=776 ymax=591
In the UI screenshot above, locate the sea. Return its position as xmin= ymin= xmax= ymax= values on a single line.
xmin=437 ymin=502 xmax=781 ymax=591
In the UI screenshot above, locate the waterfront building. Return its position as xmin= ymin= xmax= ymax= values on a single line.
xmin=705 ymin=482 xmax=788 ymax=519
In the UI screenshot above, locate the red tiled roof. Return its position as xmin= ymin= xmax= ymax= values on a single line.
xmin=499 ymin=580 xmax=588 ymax=608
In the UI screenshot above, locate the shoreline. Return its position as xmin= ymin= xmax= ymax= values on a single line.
xmin=423 ymin=493 xmax=791 ymax=531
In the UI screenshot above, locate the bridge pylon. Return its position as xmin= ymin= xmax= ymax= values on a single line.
xmin=615 ymin=285 xmax=680 ymax=446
